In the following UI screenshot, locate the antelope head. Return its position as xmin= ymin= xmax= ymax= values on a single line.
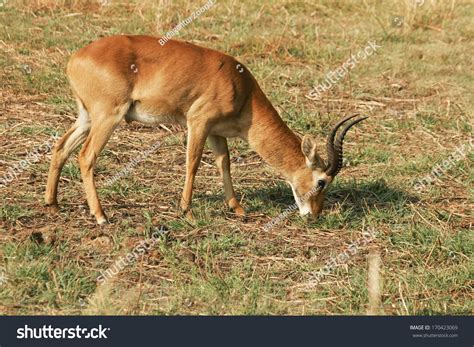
xmin=290 ymin=114 xmax=368 ymax=217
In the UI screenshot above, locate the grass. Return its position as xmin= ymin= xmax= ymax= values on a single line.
xmin=0 ymin=0 xmax=472 ymax=315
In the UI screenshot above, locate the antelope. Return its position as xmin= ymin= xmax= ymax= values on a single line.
xmin=45 ymin=35 xmax=367 ymax=225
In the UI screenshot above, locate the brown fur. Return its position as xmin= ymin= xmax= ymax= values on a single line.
xmin=45 ymin=35 xmax=327 ymax=224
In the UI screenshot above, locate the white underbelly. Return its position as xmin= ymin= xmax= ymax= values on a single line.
xmin=125 ymin=106 xmax=182 ymax=125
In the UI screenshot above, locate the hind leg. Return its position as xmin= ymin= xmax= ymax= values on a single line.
xmin=45 ymin=104 xmax=90 ymax=212
xmin=180 ymin=122 xmax=210 ymax=215
xmin=79 ymin=105 xmax=125 ymax=224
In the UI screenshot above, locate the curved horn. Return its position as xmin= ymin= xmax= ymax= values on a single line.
xmin=326 ymin=115 xmax=368 ymax=177
xmin=325 ymin=114 xmax=360 ymax=174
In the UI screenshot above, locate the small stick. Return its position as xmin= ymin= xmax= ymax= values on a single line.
xmin=367 ymin=249 xmax=383 ymax=315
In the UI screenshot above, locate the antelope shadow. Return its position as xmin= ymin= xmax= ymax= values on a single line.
xmin=224 ymin=178 xmax=418 ymax=220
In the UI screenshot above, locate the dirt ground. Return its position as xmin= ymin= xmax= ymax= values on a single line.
xmin=0 ymin=0 xmax=472 ymax=315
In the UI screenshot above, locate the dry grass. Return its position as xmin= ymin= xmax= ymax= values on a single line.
xmin=0 ymin=0 xmax=472 ymax=315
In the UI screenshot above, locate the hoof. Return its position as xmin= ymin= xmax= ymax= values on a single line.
xmin=46 ymin=204 xmax=59 ymax=214
xmin=96 ymin=215 xmax=108 ymax=225
xmin=228 ymin=198 xmax=245 ymax=218
xmin=180 ymin=201 xmax=193 ymax=220
xmin=234 ymin=205 xmax=246 ymax=217
xmin=184 ymin=210 xmax=195 ymax=221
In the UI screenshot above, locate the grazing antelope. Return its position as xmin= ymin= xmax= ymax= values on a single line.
xmin=45 ymin=35 xmax=367 ymax=225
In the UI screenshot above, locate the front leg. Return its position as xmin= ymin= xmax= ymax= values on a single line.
xmin=180 ymin=123 xmax=209 ymax=215
xmin=208 ymin=135 xmax=245 ymax=216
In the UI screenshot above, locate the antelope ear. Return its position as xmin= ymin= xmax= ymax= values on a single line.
xmin=301 ymin=135 xmax=325 ymax=169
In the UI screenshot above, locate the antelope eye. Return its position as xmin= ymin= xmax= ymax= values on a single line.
xmin=317 ymin=179 xmax=326 ymax=189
